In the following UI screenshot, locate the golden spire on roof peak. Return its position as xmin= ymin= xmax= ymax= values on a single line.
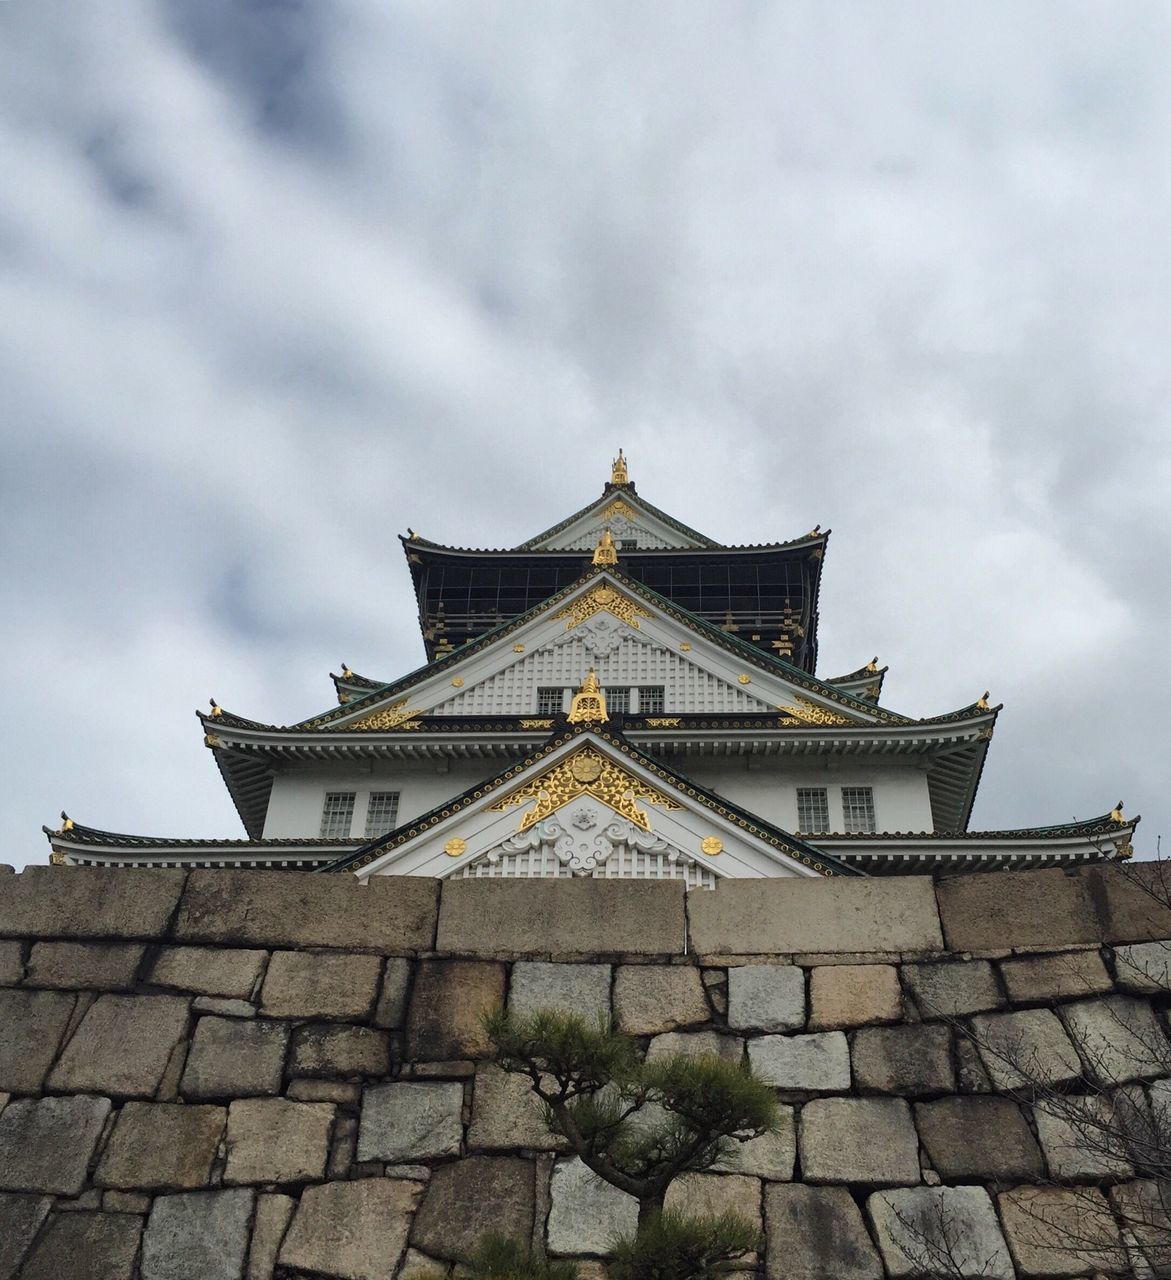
xmin=592 ymin=527 xmax=619 ymax=566
xmin=610 ymin=448 xmax=629 ymax=486
xmin=568 ymin=669 xmax=608 ymax=724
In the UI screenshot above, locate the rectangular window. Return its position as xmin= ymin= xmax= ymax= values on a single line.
xmin=320 ymin=792 xmax=355 ymax=838
xmin=604 ymin=687 xmax=630 ymax=715
xmin=537 ymin=687 xmax=565 ymax=715
xmin=639 ymin=686 xmax=665 ymax=715
xmin=842 ymin=787 xmax=876 ymax=834
xmin=796 ymin=788 xmax=829 ymax=834
xmin=364 ymin=791 xmax=400 ymax=838
xmin=621 ymin=539 xmax=638 ymax=551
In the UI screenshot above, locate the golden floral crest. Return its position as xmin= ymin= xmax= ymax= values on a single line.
xmin=554 ymin=585 xmax=651 ymax=631
xmin=344 ymin=699 xmax=425 ymax=731
xmin=487 ymin=746 xmax=681 ymax=833
xmin=601 ymin=498 xmax=637 ymax=524
xmin=776 ymin=696 xmax=854 ymax=727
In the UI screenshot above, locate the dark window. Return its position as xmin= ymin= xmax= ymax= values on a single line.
xmin=639 ymin=686 xmax=665 ymax=714
xmin=364 ymin=792 xmax=400 ymax=838
xmin=537 ymin=687 xmax=565 ymax=715
xmin=320 ymin=792 xmax=355 ymax=838
xmin=796 ymin=788 xmax=829 ymax=834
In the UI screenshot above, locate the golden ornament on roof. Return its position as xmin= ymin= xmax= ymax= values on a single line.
xmin=444 ymin=837 xmax=467 ymax=857
xmin=610 ymin=449 xmax=629 ymax=485
xmin=866 ymin=657 xmax=879 ymax=673
xmin=568 ymin=669 xmax=608 ymax=724
xmin=976 ymin=691 xmax=991 ymax=710
xmin=1111 ymin=801 xmax=1125 ymax=824
xmin=700 ymin=836 xmax=724 ymax=856
xmin=592 ymin=528 xmax=619 ymax=566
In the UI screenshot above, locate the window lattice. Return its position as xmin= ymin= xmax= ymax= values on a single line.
xmin=320 ymin=792 xmax=355 ymax=838
xmin=604 ymin=687 xmax=630 ymax=714
xmin=796 ymin=788 xmax=829 ymax=834
xmin=842 ymin=787 xmax=876 ymax=834
xmin=537 ymin=686 xmax=565 ymax=715
xmin=364 ymin=792 xmax=400 ymax=838
xmin=639 ymin=686 xmax=665 ymax=714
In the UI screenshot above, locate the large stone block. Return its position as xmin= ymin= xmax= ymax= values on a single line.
xmin=1033 ymin=1097 xmax=1134 ymax=1180
xmin=1061 ymin=995 xmax=1170 ymax=1083
xmin=0 ymin=989 xmax=76 ymax=1092
xmin=998 ymin=950 xmax=1113 ymax=1002
xmin=47 ymin=993 xmax=190 ymax=1098
xmin=664 ymin=1171 xmax=762 ymax=1233
xmin=646 ymin=1030 xmax=743 ymax=1062
xmin=97 ymin=1102 xmax=226 ymax=1191
xmin=726 ymin=965 xmax=805 ymax=1032
xmin=24 ymin=941 xmax=144 ymax=991
xmin=437 ymin=878 xmax=686 ymax=956
xmin=141 ymin=1188 xmax=255 ymax=1280
xmin=509 ymin=962 xmax=611 ymax=1024
xmin=1088 ymin=862 xmax=1171 ymax=944
xmin=613 ymin=964 xmax=709 ymax=1034
xmin=712 ymin=1107 xmax=795 ymax=1180
xmin=224 ymin=1098 xmax=334 ymax=1185
xmin=259 ymin=950 xmax=383 ymax=1020
xmin=809 ymin=963 xmax=901 ymax=1029
xmin=468 ymin=1063 xmax=565 ymax=1151
xmin=969 ymin=1008 xmax=1083 ymax=1089
xmin=764 ymin=1184 xmax=883 ymax=1280
xmin=16 ymin=1211 xmax=143 ymax=1280
xmin=373 ymin=956 xmax=413 ymax=1029
xmin=289 ymin=1023 xmax=391 ymax=1078
xmin=689 ymin=877 xmax=942 ymax=955
xmin=357 ymin=1082 xmax=463 ymax=1162
xmin=901 ymin=960 xmax=1002 ymax=1018
xmin=280 ymin=1178 xmax=422 ymax=1280
xmin=547 ymin=1157 xmax=638 ymax=1256
xmin=180 ymin=1015 xmax=289 ymax=1099
xmin=148 ymin=946 xmax=266 ymax=999
xmin=915 ymin=1097 xmax=1043 ymax=1181
xmin=406 ymin=959 xmax=506 ymax=1060
xmin=867 ymin=1186 xmax=1013 ymax=1280
xmin=1109 ymin=1179 xmax=1171 ymax=1278
xmin=747 ymin=1031 xmax=849 ymax=1091
xmin=0 ymin=1095 xmax=111 ymax=1195
xmin=798 ymin=1097 xmax=920 ymax=1185
xmin=0 ymin=867 xmax=186 ymax=940
xmin=1114 ymin=940 xmax=1171 ymax=993
xmin=246 ymin=1192 xmax=295 ymax=1280
xmin=851 ymin=1023 xmax=954 ymax=1095
xmin=175 ymin=870 xmax=438 ymax=951
xmin=0 ymin=1193 xmax=52 ymax=1280
xmin=411 ymin=1156 xmax=535 ymax=1263
xmin=0 ymin=942 xmax=22 ymax=987
xmin=998 ymin=1185 xmax=1126 ymax=1277
xmin=937 ymin=867 xmax=1099 ymax=951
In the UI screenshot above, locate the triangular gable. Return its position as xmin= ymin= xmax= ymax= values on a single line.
xmin=518 ymin=489 xmax=718 ymax=551
xmin=311 ymin=570 xmax=887 ymax=731
xmin=329 ymin=728 xmax=853 ymax=881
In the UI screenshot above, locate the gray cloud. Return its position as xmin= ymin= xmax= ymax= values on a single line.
xmin=1 ymin=1 xmax=1168 ymax=868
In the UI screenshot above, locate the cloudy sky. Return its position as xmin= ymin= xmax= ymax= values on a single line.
xmin=2 ymin=1 xmax=1168 ymax=871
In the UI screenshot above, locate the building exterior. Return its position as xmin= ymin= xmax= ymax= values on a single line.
xmin=46 ymin=453 xmax=1138 ymax=880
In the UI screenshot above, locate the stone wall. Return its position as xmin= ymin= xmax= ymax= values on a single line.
xmin=2 ymin=863 xmax=1171 ymax=1279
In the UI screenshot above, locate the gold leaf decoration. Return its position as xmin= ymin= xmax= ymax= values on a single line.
xmin=700 ymin=836 xmax=724 ymax=856
xmin=554 ymin=585 xmax=651 ymax=631
xmin=444 ymin=838 xmax=467 ymax=857
xmin=601 ymin=497 xmax=638 ymax=523
xmin=775 ymin=696 xmax=854 ymax=727
xmin=346 ymin=699 xmax=425 ymax=731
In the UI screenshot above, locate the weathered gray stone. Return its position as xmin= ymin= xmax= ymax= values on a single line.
xmin=998 ymin=1185 xmax=1126 ymax=1277
xmin=287 ymin=1079 xmax=361 ymax=1105
xmin=764 ymin=1184 xmax=883 ymax=1280
xmin=411 ymin=1156 xmax=535 ymax=1263
xmin=915 ymin=1097 xmax=1043 ymax=1181
xmin=327 ymin=1114 xmax=357 ymax=1178
xmin=1088 ymin=862 xmax=1171 ymax=944
xmin=47 ymin=993 xmax=190 ymax=1098
xmin=406 ymin=960 xmax=506 ymax=1060
xmin=259 ymin=949 xmax=383 ymax=1020
xmin=712 ymin=1107 xmax=795 ymax=1180
xmin=97 ymin=1102 xmax=225 ymax=1191
xmin=103 ymin=1190 xmax=152 ymax=1213
xmin=902 ymin=959 xmax=1001 ymax=1017
xmin=17 ymin=1211 xmax=143 ymax=1280
xmin=808 ymin=963 xmax=901 ymax=1029
xmin=289 ymin=1024 xmax=391 ymax=1078
xmin=246 ymin=1193 xmax=295 ymax=1280
xmin=1115 ymin=940 xmax=1171 ymax=993
xmin=937 ymin=867 xmax=1099 ymax=951
xmin=1033 ymin=1097 xmax=1134 ymax=1180
xmin=175 ymin=869 xmax=438 ymax=951
xmin=398 ymin=1248 xmax=449 ymax=1280
xmin=664 ymin=1171 xmax=762 ymax=1232
xmin=969 ymin=1008 xmax=1083 ymax=1088
xmin=509 ymin=962 xmax=611 ymax=1024
xmin=358 ymin=1082 xmax=463 ymax=1162
xmin=613 ymin=964 xmax=708 ymax=1034
xmin=191 ymin=996 xmax=254 ymax=1018
xmin=0 ymin=989 xmax=75 ymax=1092
xmin=867 ymin=1186 xmax=1014 ymax=1280
xmin=547 ymin=1157 xmax=638 ymax=1256
xmin=690 ymin=877 xmax=943 ymax=955
xmin=1109 ymin=1179 xmax=1171 ymax=1278
xmin=224 ymin=1098 xmax=334 ymax=1185
xmin=851 ymin=1023 xmax=954 ymax=1095
xmin=142 ymin=1188 xmax=255 ymax=1280
xmin=0 ymin=1193 xmax=51 ymax=1280
xmin=646 ymin=1030 xmax=743 ymax=1062
xmin=438 ymin=878 xmax=685 ymax=955
xmin=372 ymin=956 xmax=413 ymax=1028
xmin=799 ymin=1098 xmax=920 ymax=1185
xmin=1061 ymin=994 xmax=1170 ymax=1083
xmin=955 ymin=1039 xmax=993 ymax=1093
xmin=747 ymin=1031 xmax=849 ymax=1091
xmin=180 ymin=1015 xmax=289 ymax=1099
xmin=149 ymin=945 xmax=267 ymax=999
xmin=0 ymin=866 xmax=186 ymax=940
xmin=1000 ymin=949 xmax=1114 ymax=1001
xmin=468 ymin=1063 xmax=565 ymax=1151
xmin=0 ymin=1095 xmax=111 ymax=1194
xmin=726 ymin=964 xmax=805 ymax=1032
xmin=24 ymin=941 xmax=144 ymax=991
xmin=0 ymin=942 xmax=22 ymax=986
xmin=280 ymin=1178 xmax=421 ymax=1280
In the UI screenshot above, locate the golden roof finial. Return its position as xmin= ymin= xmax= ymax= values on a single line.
xmin=568 ymin=669 xmax=609 ymax=724
xmin=976 ymin=691 xmax=990 ymax=710
xmin=610 ymin=448 xmax=629 ymax=486
xmin=592 ymin=528 xmax=618 ymax=566
xmin=341 ymin=663 xmax=354 ymax=679
xmin=866 ymin=656 xmax=879 ymax=673
xmin=209 ymin=698 xmax=223 ymax=718
xmin=60 ymin=811 xmax=73 ymax=832
xmin=1111 ymin=800 xmax=1125 ymax=824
